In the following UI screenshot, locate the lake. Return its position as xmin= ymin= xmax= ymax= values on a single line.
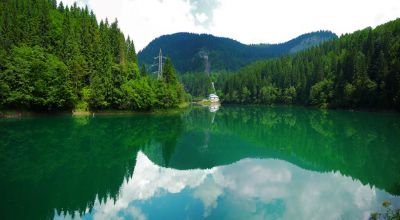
xmin=0 ymin=105 xmax=399 ymax=220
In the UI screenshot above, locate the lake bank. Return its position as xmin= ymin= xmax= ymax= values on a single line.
xmin=2 ymin=103 xmax=399 ymax=119
xmin=0 ymin=102 xmax=191 ymax=118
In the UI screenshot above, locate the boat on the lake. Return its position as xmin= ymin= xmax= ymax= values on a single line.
xmin=208 ymin=93 xmax=220 ymax=103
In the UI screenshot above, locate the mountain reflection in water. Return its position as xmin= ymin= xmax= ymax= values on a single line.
xmin=55 ymin=152 xmax=399 ymax=220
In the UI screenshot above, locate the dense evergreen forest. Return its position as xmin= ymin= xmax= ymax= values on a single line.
xmin=214 ymin=19 xmax=400 ymax=110
xmin=138 ymin=31 xmax=336 ymax=73
xmin=0 ymin=0 xmax=185 ymax=112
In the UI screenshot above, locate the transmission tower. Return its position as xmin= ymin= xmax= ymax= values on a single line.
xmin=153 ymin=48 xmax=166 ymax=80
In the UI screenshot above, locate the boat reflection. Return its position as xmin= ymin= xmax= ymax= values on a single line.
xmin=209 ymin=103 xmax=220 ymax=113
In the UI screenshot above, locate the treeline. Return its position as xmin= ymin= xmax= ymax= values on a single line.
xmin=216 ymin=19 xmax=400 ymax=110
xmin=0 ymin=0 xmax=185 ymax=111
xmin=180 ymin=71 xmax=226 ymax=98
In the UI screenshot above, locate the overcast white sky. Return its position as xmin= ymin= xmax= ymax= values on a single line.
xmin=61 ymin=0 xmax=400 ymax=51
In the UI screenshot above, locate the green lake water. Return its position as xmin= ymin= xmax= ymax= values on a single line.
xmin=0 ymin=105 xmax=400 ymax=220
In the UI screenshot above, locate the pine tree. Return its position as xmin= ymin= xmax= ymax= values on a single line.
xmin=163 ymin=58 xmax=178 ymax=84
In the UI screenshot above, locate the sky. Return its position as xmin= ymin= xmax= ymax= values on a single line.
xmin=60 ymin=0 xmax=400 ymax=51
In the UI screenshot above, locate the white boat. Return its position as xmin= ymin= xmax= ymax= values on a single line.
xmin=208 ymin=93 xmax=219 ymax=102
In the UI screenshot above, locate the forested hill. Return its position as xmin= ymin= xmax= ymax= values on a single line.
xmin=216 ymin=18 xmax=400 ymax=110
xmin=0 ymin=0 xmax=185 ymax=112
xmin=138 ymin=31 xmax=336 ymax=73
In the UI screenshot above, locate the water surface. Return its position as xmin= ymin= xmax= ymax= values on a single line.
xmin=0 ymin=106 xmax=399 ymax=219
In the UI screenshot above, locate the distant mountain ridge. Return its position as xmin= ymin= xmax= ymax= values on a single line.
xmin=138 ymin=31 xmax=337 ymax=73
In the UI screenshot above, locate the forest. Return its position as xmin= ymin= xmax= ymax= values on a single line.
xmin=1 ymin=0 xmax=399 ymax=112
xmin=0 ymin=0 xmax=186 ymax=112
xmin=209 ymin=18 xmax=400 ymax=110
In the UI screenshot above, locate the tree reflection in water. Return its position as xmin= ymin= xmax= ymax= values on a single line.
xmin=0 ymin=106 xmax=399 ymax=219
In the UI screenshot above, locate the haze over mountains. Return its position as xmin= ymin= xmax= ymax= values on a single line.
xmin=138 ymin=31 xmax=337 ymax=73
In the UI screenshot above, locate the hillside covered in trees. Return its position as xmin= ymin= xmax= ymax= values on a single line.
xmin=0 ymin=0 xmax=186 ymax=112
xmin=138 ymin=31 xmax=336 ymax=73
xmin=215 ymin=19 xmax=400 ymax=110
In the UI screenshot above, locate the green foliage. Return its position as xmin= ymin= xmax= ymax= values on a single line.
xmin=310 ymin=79 xmax=334 ymax=107
xmin=140 ymin=64 xmax=147 ymax=77
xmin=282 ymin=86 xmax=297 ymax=104
xmin=162 ymin=58 xmax=178 ymax=84
xmin=180 ymin=72 xmax=214 ymax=98
xmin=260 ymin=85 xmax=279 ymax=104
xmin=156 ymin=82 xmax=179 ymax=108
xmin=155 ymin=79 xmax=186 ymax=109
xmin=0 ymin=0 xmax=186 ymax=112
xmin=218 ymin=19 xmax=400 ymax=110
xmin=121 ymin=78 xmax=156 ymax=110
xmin=0 ymin=45 xmax=75 ymax=110
xmin=181 ymin=71 xmax=229 ymax=99
xmin=240 ymin=86 xmax=251 ymax=103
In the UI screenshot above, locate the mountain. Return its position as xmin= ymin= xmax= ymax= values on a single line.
xmin=138 ymin=31 xmax=337 ymax=73
xmin=216 ymin=18 xmax=400 ymax=110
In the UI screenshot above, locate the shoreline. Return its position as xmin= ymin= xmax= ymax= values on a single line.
xmin=2 ymin=102 xmax=398 ymax=118
xmin=0 ymin=102 xmax=191 ymax=118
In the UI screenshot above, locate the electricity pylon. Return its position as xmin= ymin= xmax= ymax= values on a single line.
xmin=153 ymin=49 xmax=166 ymax=80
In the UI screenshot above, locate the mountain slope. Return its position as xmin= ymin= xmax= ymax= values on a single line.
xmin=216 ymin=18 xmax=400 ymax=110
xmin=138 ymin=31 xmax=337 ymax=73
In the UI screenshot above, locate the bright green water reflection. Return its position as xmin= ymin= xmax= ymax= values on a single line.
xmin=0 ymin=106 xmax=399 ymax=220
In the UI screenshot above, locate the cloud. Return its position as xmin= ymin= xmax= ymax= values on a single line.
xmin=210 ymin=158 xmax=380 ymax=219
xmin=88 ymin=151 xmax=214 ymax=220
xmin=60 ymin=0 xmax=400 ymax=51
xmin=186 ymin=0 xmax=220 ymax=28
xmin=126 ymin=207 xmax=147 ymax=220
xmin=193 ymin=176 xmax=224 ymax=217
xmin=195 ymin=13 xmax=209 ymax=24
xmin=212 ymin=159 xmax=292 ymax=202
xmin=60 ymin=0 xmax=210 ymax=50
xmin=210 ymin=0 xmax=400 ymax=45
